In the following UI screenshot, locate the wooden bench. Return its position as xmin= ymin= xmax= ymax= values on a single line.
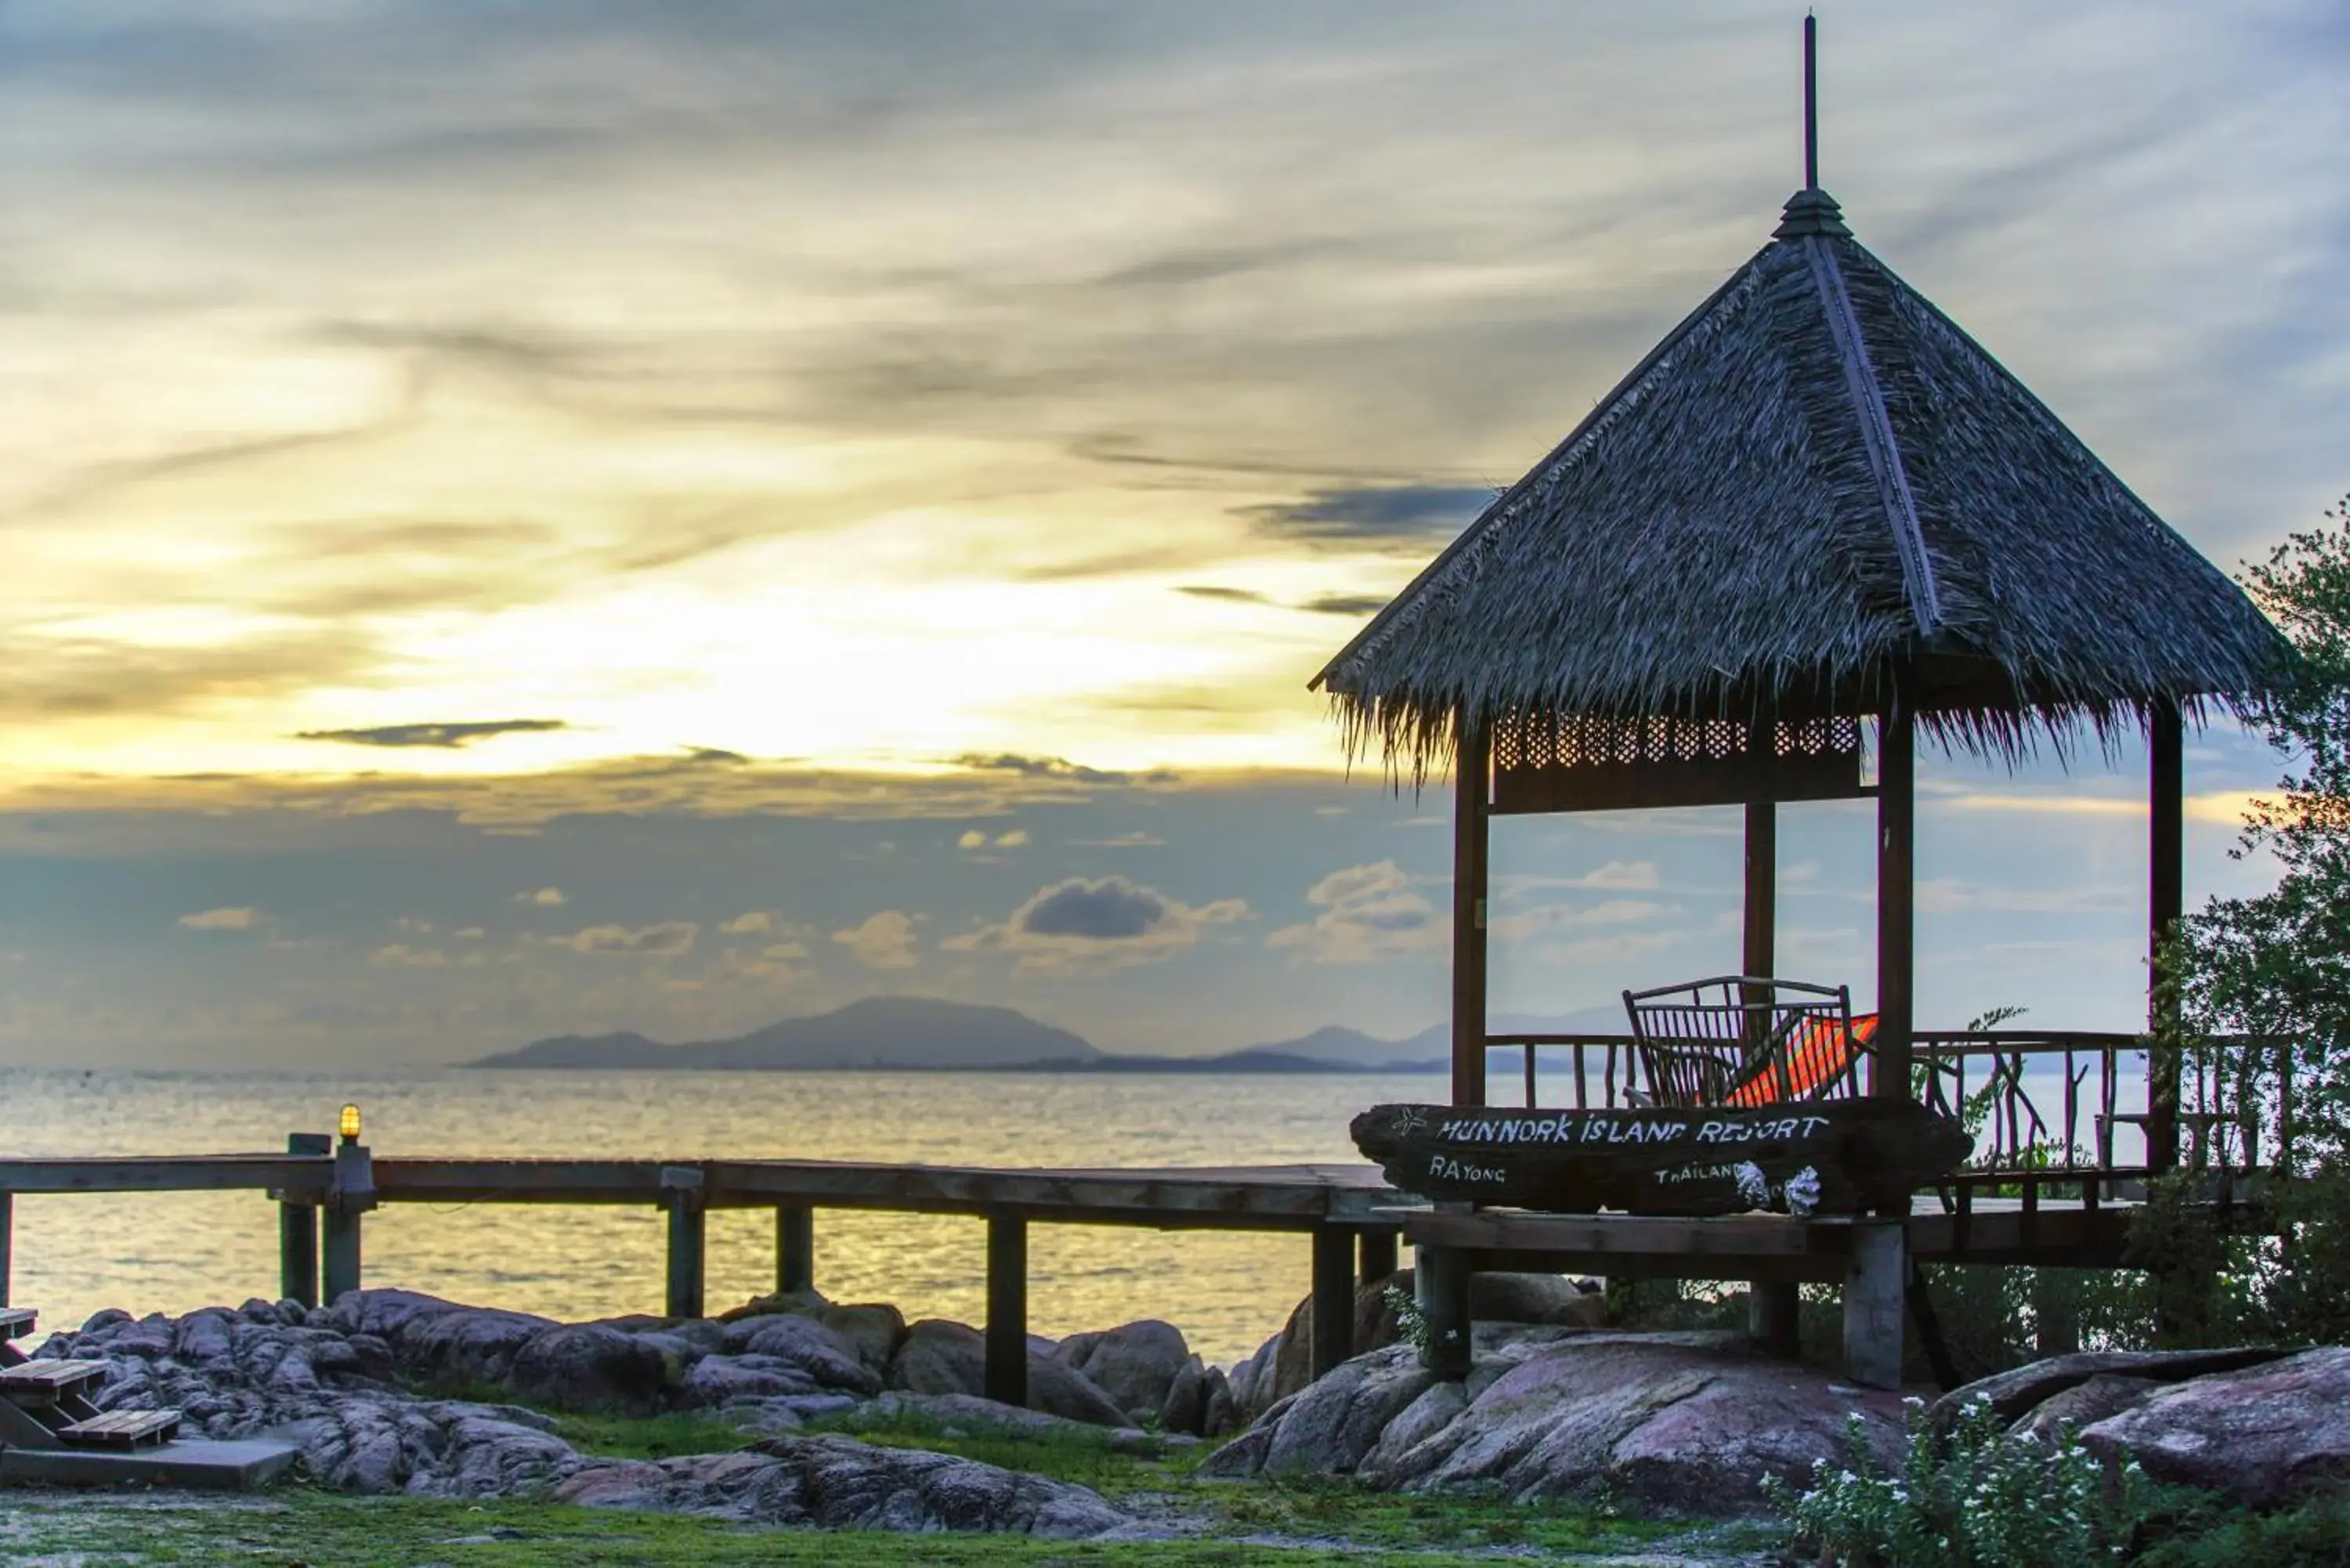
xmin=0 ymin=1308 xmax=35 ymax=1340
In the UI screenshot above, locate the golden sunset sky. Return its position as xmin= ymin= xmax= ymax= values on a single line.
xmin=2 ymin=2 xmax=2342 ymax=1064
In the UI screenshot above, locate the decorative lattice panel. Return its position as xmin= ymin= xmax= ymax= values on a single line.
xmin=1491 ymin=714 xmax=1868 ymax=815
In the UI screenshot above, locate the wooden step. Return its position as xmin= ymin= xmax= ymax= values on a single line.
xmin=0 ymin=1360 xmax=107 ymax=1399
xmin=0 ymin=1308 xmax=36 ymax=1340
xmin=57 ymin=1408 xmax=180 ymax=1450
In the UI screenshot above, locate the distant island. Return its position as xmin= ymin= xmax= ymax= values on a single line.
xmin=461 ymin=995 xmax=1614 ymax=1073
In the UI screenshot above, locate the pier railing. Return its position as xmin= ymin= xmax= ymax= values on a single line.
xmin=0 ymin=1149 xmax=1403 ymax=1405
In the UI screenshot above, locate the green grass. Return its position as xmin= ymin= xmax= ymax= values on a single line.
xmin=0 ymin=1487 xmax=1614 ymax=1566
xmin=120 ymin=1391 xmax=1768 ymax=1565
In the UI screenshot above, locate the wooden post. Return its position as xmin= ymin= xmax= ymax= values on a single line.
xmin=1744 ymin=797 xmax=1801 ymax=1346
xmin=1413 ymin=1244 xmax=1473 ymax=1379
xmin=1311 ymin=1226 xmax=1356 ymax=1375
xmin=662 ymin=1166 xmax=706 ymax=1321
xmin=1876 ymin=696 xmax=1916 ymax=1103
xmin=280 ymin=1132 xmax=330 ymax=1308
xmin=985 ymin=1212 xmax=1028 ymax=1407
xmin=1358 ymin=1229 xmax=1399 ymax=1288
xmin=321 ymin=1136 xmax=374 ymax=1306
xmin=776 ymin=1205 xmax=815 ymax=1296
xmin=1750 ymin=1281 xmax=1802 ymax=1360
xmin=1843 ymin=1219 xmax=1906 ymax=1389
xmin=2147 ymin=699 xmax=2185 ymax=1173
xmin=0 ymin=1191 xmax=11 ymax=1310
xmin=1452 ymin=710 xmax=1491 ymax=1108
xmin=321 ymin=1205 xmax=362 ymax=1306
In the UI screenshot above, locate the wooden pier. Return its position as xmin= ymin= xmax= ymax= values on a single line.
xmin=0 ymin=1110 xmax=2209 ymax=1403
xmin=0 ymin=1147 xmax=1405 ymax=1407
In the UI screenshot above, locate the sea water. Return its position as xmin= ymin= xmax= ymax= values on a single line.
xmin=0 ymin=1068 xmax=1435 ymax=1365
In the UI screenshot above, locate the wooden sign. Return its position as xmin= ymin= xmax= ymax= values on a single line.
xmin=1350 ymin=1100 xmax=1969 ymax=1216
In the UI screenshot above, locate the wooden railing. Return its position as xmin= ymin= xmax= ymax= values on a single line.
xmin=0 ymin=1148 xmax=1405 ymax=1403
xmin=1494 ymin=1028 xmax=2298 ymax=1194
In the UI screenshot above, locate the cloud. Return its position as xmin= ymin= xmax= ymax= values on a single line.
xmin=560 ymin=921 xmax=697 ymax=957
xmin=1239 ymin=484 xmax=1495 ymax=547
xmin=1177 ymin=584 xmax=1271 ymax=605
xmin=1296 ymin=594 xmax=1390 ymax=616
xmin=1495 ymin=861 xmax=1662 ymax=895
xmin=718 ymin=911 xmax=773 ymax=934
xmin=994 ymin=829 xmax=1029 ymax=847
xmin=833 ymin=911 xmax=919 ymax=970
xmin=956 ymin=829 xmax=989 ymax=849
xmin=1075 ymin=830 xmax=1164 ymax=848
xmin=947 ymin=876 xmax=1247 ymax=974
xmin=369 ymin=943 xmax=448 ymax=968
xmin=950 ymin=754 xmax=1173 ymax=787
xmin=1267 ymin=858 xmax=1444 ymax=965
xmin=1489 ymin=898 xmax=1676 ymax=941
xmin=295 ymin=719 xmax=569 ymax=749
xmin=515 ymin=887 xmax=566 ymax=907
xmin=392 ymin=916 xmax=433 ymax=934
xmin=176 ymin=907 xmax=268 ymax=931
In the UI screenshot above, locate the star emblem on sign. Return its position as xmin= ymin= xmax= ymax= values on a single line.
xmin=1394 ymin=1107 xmax=1427 ymax=1136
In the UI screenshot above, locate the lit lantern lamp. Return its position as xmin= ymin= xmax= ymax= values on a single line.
xmin=338 ymin=1103 xmax=363 ymax=1144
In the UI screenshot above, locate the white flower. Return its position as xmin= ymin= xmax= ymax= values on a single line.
xmin=1784 ymin=1165 xmax=1823 ymax=1216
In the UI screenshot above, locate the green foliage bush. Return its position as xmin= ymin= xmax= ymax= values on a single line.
xmin=1766 ymin=1397 xmax=2154 ymax=1567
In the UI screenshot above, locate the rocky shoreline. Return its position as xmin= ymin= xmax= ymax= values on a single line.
xmin=27 ymin=1278 xmax=2350 ymax=1540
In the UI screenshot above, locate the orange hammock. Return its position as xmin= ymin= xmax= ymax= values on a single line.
xmin=1723 ymin=1013 xmax=1878 ymax=1106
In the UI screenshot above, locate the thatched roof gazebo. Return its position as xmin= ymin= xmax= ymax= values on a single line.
xmin=1312 ymin=65 xmax=2288 ymax=1153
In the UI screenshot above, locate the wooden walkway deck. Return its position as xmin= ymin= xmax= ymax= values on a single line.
xmin=0 ymin=1146 xmax=2172 ymax=1403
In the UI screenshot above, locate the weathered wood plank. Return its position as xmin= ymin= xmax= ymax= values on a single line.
xmin=1354 ymin=1100 xmax=1969 ymax=1215
xmin=0 ymin=1158 xmax=331 ymax=1197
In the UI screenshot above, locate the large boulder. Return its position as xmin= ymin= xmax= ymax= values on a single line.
xmin=1230 ymin=1271 xmax=1610 ymax=1424
xmin=504 ymin=1324 xmax=672 ymax=1414
xmin=1055 ymin=1321 xmax=1191 ymax=1424
xmin=555 ymin=1434 xmax=1131 ymax=1538
xmin=1199 ymin=1345 xmax=1436 ymax=1479
xmin=2078 ymin=1346 xmax=2350 ymax=1508
xmin=1209 ymin=1328 xmax=1904 ymax=1516
xmin=721 ymin=1314 xmax=883 ymax=1397
xmin=887 ymin=1320 xmax=1131 ymax=1429
xmin=1929 ymin=1346 xmax=2288 ymax=1436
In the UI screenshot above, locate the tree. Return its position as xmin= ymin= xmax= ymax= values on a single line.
xmin=2161 ymin=493 xmax=2350 ymax=1339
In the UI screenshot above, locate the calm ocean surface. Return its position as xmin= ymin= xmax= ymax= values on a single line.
xmin=0 ymin=1068 xmax=1437 ymax=1366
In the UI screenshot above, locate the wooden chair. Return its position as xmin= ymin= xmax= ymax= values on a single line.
xmin=1622 ymin=976 xmax=1871 ymax=1108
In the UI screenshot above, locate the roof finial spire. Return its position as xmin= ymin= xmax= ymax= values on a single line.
xmin=1803 ymin=12 xmax=1819 ymax=190
xmin=1773 ymin=12 xmax=1849 ymax=240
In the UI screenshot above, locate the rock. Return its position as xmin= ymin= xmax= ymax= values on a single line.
xmin=683 ymin=1353 xmax=821 ymax=1405
xmin=1056 ymin=1320 xmax=1191 ymax=1423
xmin=887 ymin=1320 xmax=1130 ymax=1428
xmin=1159 ymin=1357 xmax=1207 ymax=1435
xmin=725 ymin=1315 xmax=881 ymax=1398
xmin=1214 ymin=1328 xmax=1903 ymax=1515
xmin=1200 ymin=1365 xmax=1240 ymax=1439
xmin=504 ymin=1324 xmax=671 ymax=1414
xmin=717 ymin=1288 xmax=829 ymax=1322
xmin=1931 ymin=1346 xmax=2288 ymax=1435
xmin=554 ymin=1434 xmax=1130 ymax=1537
xmin=2010 ymin=1374 xmax=2161 ymax=1443
xmin=1471 ymin=1273 xmax=1611 ymax=1329
xmin=1236 ymin=1272 xmax=1609 ymax=1427
xmin=1200 ymin=1345 xmax=1435 ymax=1479
xmin=815 ymin=1304 xmax=906 ymax=1380
xmin=855 ymin=1390 xmax=1137 ymax=1441
xmin=2080 ymin=1346 xmax=2350 ymax=1508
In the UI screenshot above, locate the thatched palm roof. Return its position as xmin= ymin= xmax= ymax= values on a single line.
xmin=1314 ymin=188 xmax=2289 ymax=772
